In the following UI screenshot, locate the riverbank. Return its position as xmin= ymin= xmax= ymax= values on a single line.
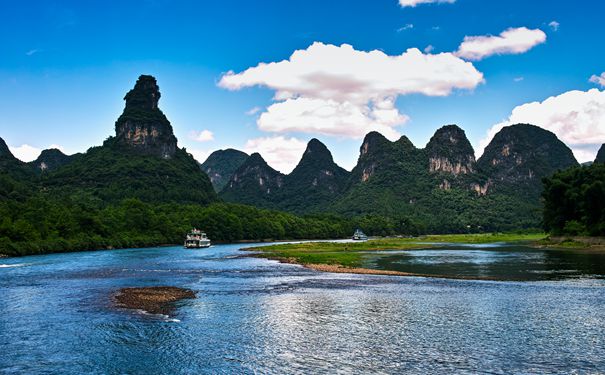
xmin=245 ymin=233 xmax=549 ymax=279
xmin=534 ymin=236 xmax=605 ymax=252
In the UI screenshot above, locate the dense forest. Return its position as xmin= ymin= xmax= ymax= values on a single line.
xmin=542 ymin=163 xmax=605 ymax=236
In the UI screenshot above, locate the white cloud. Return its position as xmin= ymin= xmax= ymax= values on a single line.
xmin=548 ymin=21 xmax=560 ymax=31
xmin=243 ymin=136 xmax=307 ymax=174
xmin=397 ymin=24 xmax=414 ymax=32
xmin=9 ymin=143 xmax=65 ymax=162
xmin=456 ymin=27 xmax=546 ymax=61
xmin=513 ymin=76 xmax=524 ymax=82
xmin=219 ymin=42 xmax=483 ymax=140
xmin=399 ymin=0 xmax=455 ymax=7
xmin=245 ymin=106 xmax=261 ymax=115
xmin=258 ymin=97 xmax=407 ymax=141
xmin=424 ymin=45 xmax=435 ymax=53
xmin=589 ymin=73 xmax=605 ymax=88
xmin=25 ymin=49 xmax=39 ymax=56
xmin=188 ymin=129 xmax=214 ymax=142
xmin=478 ymin=89 xmax=605 ymax=162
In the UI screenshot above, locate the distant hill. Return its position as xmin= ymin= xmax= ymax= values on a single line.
xmin=220 ymin=124 xmax=578 ymax=231
xmin=200 ymin=149 xmax=248 ymax=191
xmin=29 ymin=148 xmax=75 ymax=173
xmin=220 ymin=138 xmax=350 ymax=214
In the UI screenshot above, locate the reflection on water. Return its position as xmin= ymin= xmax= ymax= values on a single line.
xmin=366 ymin=244 xmax=605 ymax=281
xmin=0 ymin=243 xmax=604 ymax=374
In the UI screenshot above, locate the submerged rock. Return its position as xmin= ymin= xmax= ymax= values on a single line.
xmin=114 ymin=286 xmax=195 ymax=315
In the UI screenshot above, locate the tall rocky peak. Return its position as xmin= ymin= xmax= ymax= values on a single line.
xmin=359 ymin=131 xmax=390 ymax=157
xmin=478 ymin=124 xmax=578 ymax=185
xmin=200 ymin=148 xmax=249 ymax=191
xmin=288 ymin=138 xmax=349 ymax=192
xmin=596 ymin=144 xmax=605 ymax=163
xmin=113 ymin=75 xmax=177 ymax=159
xmin=29 ymin=148 xmax=72 ymax=172
xmin=426 ymin=125 xmax=476 ymax=176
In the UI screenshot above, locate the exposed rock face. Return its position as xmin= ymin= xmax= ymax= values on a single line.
xmin=426 ymin=125 xmax=475 ymax=176
xmin=113 ymin=75 xmax=177 ymax=158
xmin=477 ymin=124 xmax=577 ymax=194
xmin=29 ymin=148 xmax=73 ymax=172
xmin=200 ymin=149 xmax=249 ymax=191
xmin=353 ymin=132 xmax=394 ymax=183
xmin=596 ymin=144 xmax=605 ymax=163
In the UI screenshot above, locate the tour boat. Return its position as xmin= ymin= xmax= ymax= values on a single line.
xmin=184 ymin=229 xmax=211 ymax=248
xmin=352 ymin=229 xmax=368 ymax=241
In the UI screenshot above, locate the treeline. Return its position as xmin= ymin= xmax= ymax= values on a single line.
xmin=0 ymin=194 xmax=428 ymax=257
xmin=542 ymin=163 xmax=605 ymax=236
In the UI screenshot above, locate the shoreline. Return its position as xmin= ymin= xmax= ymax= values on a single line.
xmin=252 ymin=254 xmax=502 ymax=281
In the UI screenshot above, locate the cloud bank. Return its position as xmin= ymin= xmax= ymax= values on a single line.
xmin=220 ymin=42 xmax=483 ymax=141
xmin=456 ymin=27 xmax=546 ymax=61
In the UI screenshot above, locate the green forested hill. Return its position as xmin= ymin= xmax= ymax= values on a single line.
xmin=596 ymin=144 xmax=605 ymax=163
xmin=200 ymin=148 xmax=249 ymax=191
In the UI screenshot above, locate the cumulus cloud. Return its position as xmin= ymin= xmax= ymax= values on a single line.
xmin=399 ymin=0 xmax=455 ymax=7
xmin=478 ymin=89 xmax=605 ymax=162
xmin=548 ymin=21 xmax=560 ymax=31
xmin=513 ymin=77 xmax=524 ymax=82
xmin=243 ymin=136 xmax=307 ymax=174
xmin=9 ymin=143 xmax=65 ymax=162
xmin=424 ymin=45 xmax=435 ymax=53
xmin=219 ymin=42 xmax=483 ymax=140
xmin=589 ymin=73 xmax=605 ymax=88
xmin=456 ymin=27 xmax=546 ymax=61
xmin=188 ymin=129 xmax=214 ymax=142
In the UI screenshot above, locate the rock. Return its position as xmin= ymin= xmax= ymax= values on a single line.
xmin=113 ymin=75 xmax=178 ymax=159
xmin=114 ymin=286 xmax=195 ymax=315
xmin=426 ymin=125 xmax=475 ymax=176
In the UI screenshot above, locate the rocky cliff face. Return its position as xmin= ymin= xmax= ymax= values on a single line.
xmin=200 ymin=149 xmax=249 ymax=191
xmin=596 ymin=144 xmax=605 ymax=163
xmin=477 ymin=124 xmax=578 ymax=195
xmin=113 ymin=75 xmax=177 ymax=158
xmin=426 ymin=125 xmax=475 ymax=176
xmin=29 ymin=148 xmax=73 ymax=172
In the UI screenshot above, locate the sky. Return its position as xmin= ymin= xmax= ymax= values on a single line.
xmin=1 ymin=0 xmax=604 ymax=172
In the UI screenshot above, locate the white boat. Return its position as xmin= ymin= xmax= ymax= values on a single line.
xmin=184 ymin=229 xmax=211 ymax=248
xmin=352 ymin=229 xmax=368 ymax=241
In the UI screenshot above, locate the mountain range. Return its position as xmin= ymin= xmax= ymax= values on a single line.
xmin=1 ymin=74 xmax=602 ymax=234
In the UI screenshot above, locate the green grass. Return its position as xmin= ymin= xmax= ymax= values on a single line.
xmin=248 ymin=232 xmax=547 ymax=268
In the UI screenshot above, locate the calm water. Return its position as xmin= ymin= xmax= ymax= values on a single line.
xmin=1 ymin=242 xmax=605 ymax=374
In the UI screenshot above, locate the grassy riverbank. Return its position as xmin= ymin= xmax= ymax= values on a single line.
xmin=245 ymin=233 xmax=548 ymax=269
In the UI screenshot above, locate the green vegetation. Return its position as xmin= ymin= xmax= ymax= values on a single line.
xmin=200 ymin=149 xmax=249 ymax=191
xmin=249 ymin=233 xmax=546 ymax=267
xmin=542 ymin=163 xmax=605 ymax=236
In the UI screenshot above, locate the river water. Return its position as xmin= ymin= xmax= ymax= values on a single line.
xmin=1 ymin=242 xmax=604 ymax=374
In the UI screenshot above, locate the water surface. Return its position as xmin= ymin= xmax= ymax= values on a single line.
xmin=1 ymin=242 xmax=604 ymax=374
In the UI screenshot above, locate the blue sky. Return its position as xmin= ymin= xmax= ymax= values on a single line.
xmin=1 ymin=0 xmax=604 ymax=170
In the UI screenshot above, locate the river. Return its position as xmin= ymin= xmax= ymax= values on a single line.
xmin=1 ymin=242 xmax=604 ymax=374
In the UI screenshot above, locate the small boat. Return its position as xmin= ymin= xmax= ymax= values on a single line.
xmin=352 ymin=229 xmax=368 ymax=241
xmin=184 ymin=228 xmax=211 ymax=248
